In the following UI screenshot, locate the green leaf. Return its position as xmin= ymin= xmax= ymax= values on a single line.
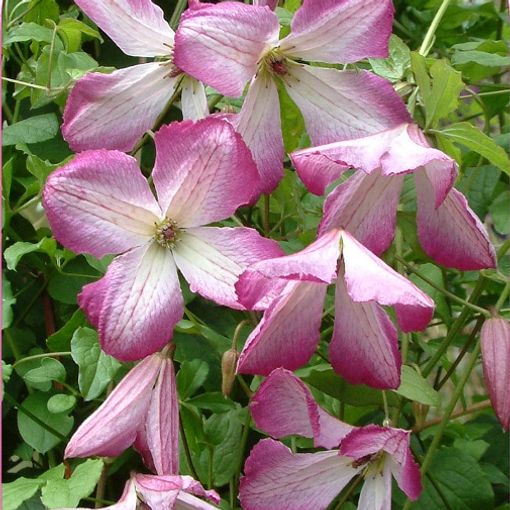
xmin=23 ymin=358 xmax=66 ymax=390
xmin=70 ymin=327 xmax=121 ymax=401
xmin=3 ymin=23 xmax=55 ymax=45
xmin=394 ymin=365 xmax=440 ymax=406
xmin=489 ymin=191 xmax=510 ymax=235
xmin=17 ymin=392 xmax=73 ymax=453
xmin=369 ymin=35 xmax=411 ymax=81
xmin=3 ymin=277 xmax=15 ymax=329
xmin=41 ymin=459 xmax=103 ymax=509
xmin=177 ymin=359 xmax=209 ymax=400
xmin=278 ymin=81 xmax=308 ymax=153
xmin=47 ymin=309 xmax=87 ymax=351
xmin=452 ymin=50 xmax=510 ymax=67
xmin=2 ymin=477 xmax=44 ymax=510
xmin=414 ymin=447 xmax=494 ymax=509
xmin=4 ymin=238 xmax=57 ymax=271
xmin=187 ymin=392 xmax=237 ymax=413
xmin=436 ymin=122 xmax=510 ymax=175
xmin=3 ymin=360 xmax=13 ymax=384
xmin=3 ymin=114 xmax=59 ymax=146
xmin=24 ymin=0 xmax=59 ymax=24
xmin=26 ymin=155 xmax=58 ymax=186
xmin=47 ymin=394 xmax=76 ymax=414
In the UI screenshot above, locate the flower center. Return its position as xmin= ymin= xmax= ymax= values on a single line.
xmin=154 ymin=218 xmax=180 ymax=249
xmin=261 ymin=48 xmax=289 ymax=77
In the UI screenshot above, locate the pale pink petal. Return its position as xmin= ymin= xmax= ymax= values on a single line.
xmin=74 ymin=0 xmax=173 ymax=57
xmin=180 ymin=76 xmax=209 ymax=121
xmin=281 ymin=65 xmax=411 ymax=145
xmin=65 ymin=354 xmax=161 ymax=458
xmin=174 ymin=2 xmax=279 ymax=97
xmin=145 ymin=358 xmax=179 ymax=475
xmin=280 ymin=0 xmax=393 ymax=63
xmin=240 ymin=439 xmax=359 ymax=510
xmin=134 ymin=424 xmax=156 ymax=474
xmin=138 ymin=487 xmax=179 ymax=510
xmin=481 ymin=318 xmax=510 ymax=430
xmin=234 ymin=72 xmax=284 ymax=194
xmin=330 ymin=268 xmax=401 ymax=389
xmin=172 ymin=226 xmax=283 ymax=309
xmin=175 ymin=493 xmax=221 ymax=510
xmin=67 ymin=479 xmax=136 ymax=510
xmin=319 ymin=171 xmax=403 ymax=256
xmin=43 ymin=151 xmax=161 ymax=258
xmin=357 ymin=462 xmax=393 ymax=510
xmin=237 ymin=281 xmax=326 ymax=375
xmin=253 ymin=0 xmax=278 ymax=9
xmin=153 ymin=118 xmax=259 ymax=227
xmin=416 ymin=173 xmax=497 ymax=270
xmin=250 ymin=368 xmax=353 ymax=448
xmin=341 ymin=231 xmax=435 ymax=332
xmin=63 ymin=63 xmax=179 ymax=152
xmin=97 ymin=243 xmax=184 ymax=361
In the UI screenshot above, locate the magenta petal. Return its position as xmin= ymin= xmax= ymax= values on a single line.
xmin=97 ymin=244 xmax=184 ymax=361
xmin=237 ymin=281 xmax=326 ymax=375
xmin=240 ymin=439 xmax=359 ymax=510
xmin=250 ymin=368 xmax=353 ymax=448
xmin=153 ymin=118 xmax=259 ymax=227
xmin=235 ymin=73 xmax=284 ymax=194
xmin=341 ymin=231 xmax=435 ymax=332
xmin=74 ymin=0 xmax=173 ymax=57
xmin=282 ymin=66 xmax=411 ymax=145
xmin=319 ymin=171 xmax=404 ymax=256
xmin=416 ymin=173 xmax=497 ymax=270
xmin=174 ymin=2 xmax=279 ymax=97
xmin=280 ymin=0 xmax=393 ymax=63
xmin=63 ymin=64 xmax=179 ymax=152
xmin=331 ymin=269 xmax=401 ymax=389
xmin=481 ymin=318 xmax=510 ymax=430
xmin=43 ymin=150 xmax=161 ymax=258
xmin=65 ymin=354 xmax=161 ymax=459
xmin=78 ymin=276 xmax=110 ymax=329
xmin=173 ymin=226 xmax=283 ymax=309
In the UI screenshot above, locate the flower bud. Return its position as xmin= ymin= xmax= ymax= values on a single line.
xmin=221 ymin=348 xmax=239 ymax=397
xmin=481 ymin=317 xmax=510 ymax=430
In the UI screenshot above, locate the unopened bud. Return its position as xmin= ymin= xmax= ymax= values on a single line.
xmin=221 ymin=348 xmax=239 ymax=397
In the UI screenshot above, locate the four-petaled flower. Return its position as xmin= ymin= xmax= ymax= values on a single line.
xmin=43 ymin=118 xmax=283 ymax=361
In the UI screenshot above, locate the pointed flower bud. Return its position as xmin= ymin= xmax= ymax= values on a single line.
xmin=221 ymin=348 xmax=239 ymax=397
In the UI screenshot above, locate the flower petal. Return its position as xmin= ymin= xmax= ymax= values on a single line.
xmin=63 ymin=63 xmax=179 ymax=152
xmin=341 ymin=231 xmax=435 ymax=332
xmin=43 ymin=150 xmax=161 ymax=258
xmin=234 ymin=72 xmax=284 ymax=194
xmin=153 ymin=118 xmax=259 ymax=227
xmin=174 ymin=2 xmax=280 ymax=97
xmin=65 ymin=354 xmax=161 ymax=458
xmin=97 ymin=243 xmax=184 ymax=361
xmin=173 ymin=226 xmax=283 ymax=309
xmin=280 ymin=0 xmax=393 ymax=63
xmin=175 ymin=493 xmax=222 ymax=510
xmin=481 ymin=317 xmax=510 ymax=430
xmin=416 ymin=173 xmax=497 ymax=270
xmin=237 ymin=281 xmax=326 ymax=375
xmin=281 ymin=65 xmax=410 ymax=145
xmin=319 ymin=171 xmax=404 ymax=256
xmin=180 ymin=76 xmax=209 ymax=121
xmin=331 ymin=268 xmax=401 ymax=389
xmin=357 ymin=462 xmax=393 ymax=510
xmin=240 ymin=439 xmax=359 ymax=510
xmin=74 ymin=0 xmax=173 ymax=57
xmin=250 ymin=368 xmax=353 ymax=448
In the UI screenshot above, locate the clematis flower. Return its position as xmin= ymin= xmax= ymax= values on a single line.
xmin=291 ymin=123 xmax=496 ymax=270
xmin=174 ymin=0 xmax=411 ymax=193
xmin=62 ymin=0 xmax=208 ymax=152
xmin=235 ymin=228 xmax=434 ymax=389
xmin=240 ymin=368 xmax=422 ymax=510
xmin=481 ymin=317 xmax=510 ymax=430
xmin=43 ymin=118 xmax=283 ymax=361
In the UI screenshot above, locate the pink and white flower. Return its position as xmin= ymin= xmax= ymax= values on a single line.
xmin=236 ymin=229 xmax=434 ymax=389
xmin=240 ymin=369 xmax=422 ymax=510
xmin=174 ymin=0 xmax=411 ymax=193
xmin=481 ymin=317 xmax=510 ymax=430
xmin=291 ymin=123 xmax=496 ymax=270
xmin=43 ymin=118 xmax=283 ymax=361
xmin=62 ymin=0 xmax=208 ymax=152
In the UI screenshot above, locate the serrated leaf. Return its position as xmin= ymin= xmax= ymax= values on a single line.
xmin=3 ymin=114 xmax=59 ymax=146
xmin=177 ymin=359 xmax=209 ymax=400
xmin=394 ymin=365 xmax=440 ymax=406
xmin=2 ymin=477 xmax=44 ymax=510
xmin=369 ymin=35 xmax=411 ymax=81
xmin=70 ymin=327 xmax=121 ymax=401
xmin=436 ymin=122 xmax=510 ymax=175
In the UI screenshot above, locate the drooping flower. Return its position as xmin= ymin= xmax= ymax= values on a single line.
xmin=291 ymin=123 xmax=496 ymax=270
xmin=240 ymin=369 xmax=422 ymax=510
xmin=235 ymin=229 xmax=434 ymax=389
xmin=43 ymin=118 xmax=283 ymax=361
xmin=62 ymin=0 xmax=208 ymax=152
xmin=481 ymin=317 xmax=510 ymax=430
xmin=174 ymin=0 xmax=411 ymax=192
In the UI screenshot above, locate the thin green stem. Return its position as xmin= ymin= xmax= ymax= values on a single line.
xmin=170 ymin=0 xmax=188 ymax=29
xmin=262 ymin=195 xmax=270 ymax=235
xmin=460 ymin=89 xmax=509 ymax=98
xmin=2 ymin=76 xmax=48 ymax=90
xmin=495 ymin=281 xmax=509 ymax=312
xmin=419 ymin=0 xmax=453 ymax=56
xmin=179 ymin=418 xmax=200 ymax=481
xmin=382 ymin=391 xmax=390 ymax=425
xmin=12 ymin=351 xmax=72 ymax=368
xmin=46 ymin=22 xmax=58 ymax=90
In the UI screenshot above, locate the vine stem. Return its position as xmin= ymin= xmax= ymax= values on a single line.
xmin=419 ymin=0 xmax=453 ymax=56
xmin=12 ymin=352 xmax=72 ymax=368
